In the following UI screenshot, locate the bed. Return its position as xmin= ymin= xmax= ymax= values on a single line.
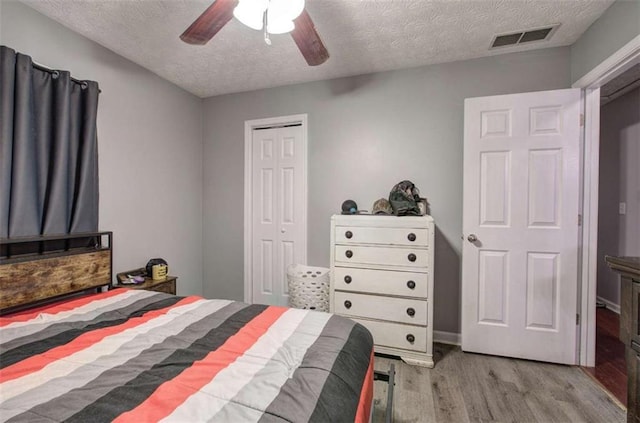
xmin=0 ymin=233 xmax=375 ymax=423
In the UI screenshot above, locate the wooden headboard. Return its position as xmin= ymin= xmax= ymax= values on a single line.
xmin=0 ymin=232 xmax=112 ymax=313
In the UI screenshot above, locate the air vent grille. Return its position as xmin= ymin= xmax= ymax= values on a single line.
xmin=490 ymin=25 xmax=559 ymax=49
xmin=493 ymin=33 xmax=523 ymax=48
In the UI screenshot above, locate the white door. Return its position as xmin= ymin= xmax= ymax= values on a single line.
xmin=251 ymin=124 xmax=306 ymax=306
xmin=462 ymin=88 xmax=581 ymax=365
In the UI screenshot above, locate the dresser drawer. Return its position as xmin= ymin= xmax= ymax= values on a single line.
xmin=333 ymin=267 xmax=428 ymax=298
xmin=334 ymin=291 xmax=428 ymax=325
xmin=335 ymin=225 xmax=429 ymax=247
xmin=352 ymin=318 xmax=427 ymax=353
xmin=335 ymin=245 xmax=429 ymax=268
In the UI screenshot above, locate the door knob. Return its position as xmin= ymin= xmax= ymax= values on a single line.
xmin=408 ymin=253 xmax=417 ymax=262
xmin=467 ymin=234 xmax=478 ymax=242
xmin=406 ymin=334 xmax=415 ymax=343
xmin=407 ymin=233 xmax=416 ymax=242
xmin=281 ymin=228 xmax=286 ymax=233
xmin=345 ymin=230 xmax=353 ymax=239
xmin=344 ymin=300 xmax=352 ymax=309
xmin=345 ymin=250 xmax=353 ymax=258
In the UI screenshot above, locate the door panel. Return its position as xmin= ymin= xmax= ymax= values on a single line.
xmin=252 ymin=125 xmax=305 ymax=306
xmin=528 ymin=149 xmax=562 ymax=227
xmin=462 ymin=88 xmax=581 ymax=365
xmin=281 ymin=167 xmax=294 ymax=223
xmin=253 ymin=128 xmax=278 ymax=304
xmin=525 ymin=252 xmax=558 ymax=330
xmin=477 ymin=250 xmax=508 ymax=325
xmin=280 ymin=240 xmax=295 ymax=296
xmin=260 ymin=169 xmax=274 ymax=223
xmin=260 ymin=240 xmax=274 ymax=294
xmin=479 ymin=151 xmax=511 ymax=226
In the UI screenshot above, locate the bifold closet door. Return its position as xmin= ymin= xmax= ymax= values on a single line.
xmin=251 ymin=125 xmax=305 ymax=306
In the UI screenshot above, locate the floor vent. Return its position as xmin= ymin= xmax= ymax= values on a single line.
xmin=490 ymin=25 xmax=559 ymax=49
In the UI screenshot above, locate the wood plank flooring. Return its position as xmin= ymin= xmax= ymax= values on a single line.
xmin=372 ymin=344 xmax=625 ymax=423
xmin=582 ymin=307 xmax=627 ymax=406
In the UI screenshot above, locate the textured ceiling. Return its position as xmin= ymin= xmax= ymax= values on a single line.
xmin=21 ymin=0 xmax=615 ymax=98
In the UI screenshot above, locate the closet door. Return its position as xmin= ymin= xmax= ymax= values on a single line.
xmin=251 ymin=125 xmax=305 ymax=306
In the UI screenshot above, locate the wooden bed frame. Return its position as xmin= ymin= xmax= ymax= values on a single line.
xmin=0 ymin=232 xmax=112 ymax=314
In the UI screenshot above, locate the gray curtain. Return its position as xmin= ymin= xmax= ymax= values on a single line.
xmin=0 ymin=46 xmax=100 ymax=238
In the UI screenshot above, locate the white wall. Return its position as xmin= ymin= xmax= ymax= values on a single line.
xmin=202 ymin=47 xmax=572 ymax=333
xmin=598 ymin=87 xmax=640 ymax=307
xmin=1 ymin=1 xmax=204 ymax=296
xmin=570 ymin=0 xmax=640 ymax=84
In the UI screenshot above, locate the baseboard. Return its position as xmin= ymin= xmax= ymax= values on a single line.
xmin=433 ymin=330 xmax=461 ymax=346
xmin=597 ymin=296 xmax=620 ymax=314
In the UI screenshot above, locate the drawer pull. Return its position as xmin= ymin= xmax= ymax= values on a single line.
xmin=408 ymin=253 xmax=417 ymax=262
xmin=344 ymin=300 xmax=352 ymax=309
xmin=407 ymin=280 xmax=416 ymax=289
xmin=406 ymin=334 xmax=415 ymax=344
xmin=345 ymin=230 xmax=353 ymax=239
xmin=345 ymin=250 xmax=353 ymax=259
xmin=407 ymin=232 xmax=416 ymax=242
xmin=344 ymin=275 xmax=352 ymax=284
xmin=407 ymin=307 xmax=416 ymax=317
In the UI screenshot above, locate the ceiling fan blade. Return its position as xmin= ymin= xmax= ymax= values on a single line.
xmin=180 ymin=0 xmax=238 ymax=45
xmin=291 ymin=10 xmax=329 ymax=66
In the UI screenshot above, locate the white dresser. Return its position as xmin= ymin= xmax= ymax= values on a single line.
xmin=330 ymin=214 xmax=435 ymax=367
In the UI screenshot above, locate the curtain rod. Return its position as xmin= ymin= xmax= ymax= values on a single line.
xmin=32 ymin=61 xmax=102 ymax=94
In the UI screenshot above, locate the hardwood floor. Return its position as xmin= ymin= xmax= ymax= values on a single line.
xmin=582 ymin=307 xmax=627 ymax=406
xmin=372 ymin=343 xmax=625 ymax=423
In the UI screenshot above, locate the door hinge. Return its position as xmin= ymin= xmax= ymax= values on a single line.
xmin=580 ymin=114 xmax=585 ymax=126
xmin=578 ymin=214 xmax=582 ymax=226
xmin=576 ymin=314 xmax=580 ymax=325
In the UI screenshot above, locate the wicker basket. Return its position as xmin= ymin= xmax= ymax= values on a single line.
xmin=287 ymin=264 xmax=330 ymax=312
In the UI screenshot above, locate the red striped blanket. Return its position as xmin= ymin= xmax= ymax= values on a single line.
xmin=0 ymin=289 xmax=374 ymax=422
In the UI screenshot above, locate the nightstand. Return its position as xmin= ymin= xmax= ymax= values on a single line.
xmin=112 ymin=276 xmax=177 ymax=295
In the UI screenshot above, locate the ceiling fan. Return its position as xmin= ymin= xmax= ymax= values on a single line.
xmin=180 ymin=0 xmax=330 ymax=66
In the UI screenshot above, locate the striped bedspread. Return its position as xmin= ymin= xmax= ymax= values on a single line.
xmin=0 ymin=289 xmax=374 ymax=422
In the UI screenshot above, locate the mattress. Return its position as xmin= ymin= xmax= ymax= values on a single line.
xmin=0 ymin=289 xmax=374 ymax=422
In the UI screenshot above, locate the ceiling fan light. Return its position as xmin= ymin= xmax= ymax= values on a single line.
xmin=267 ymin=18 xmax=294 ymax=35
xmin=268 ymin=0 xmax=305 ymax=22
xmin=233 ymin=0 xmax=268 ymax=30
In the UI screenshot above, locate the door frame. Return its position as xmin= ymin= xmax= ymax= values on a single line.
xmin=573 ymin=35 xmax=640 ymax=366
xmin=243 ymin=114 xmax=309 ymax=303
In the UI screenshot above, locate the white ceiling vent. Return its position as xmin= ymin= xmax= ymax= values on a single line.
xmin=490 ymin=25 xmax=559 ymax=49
